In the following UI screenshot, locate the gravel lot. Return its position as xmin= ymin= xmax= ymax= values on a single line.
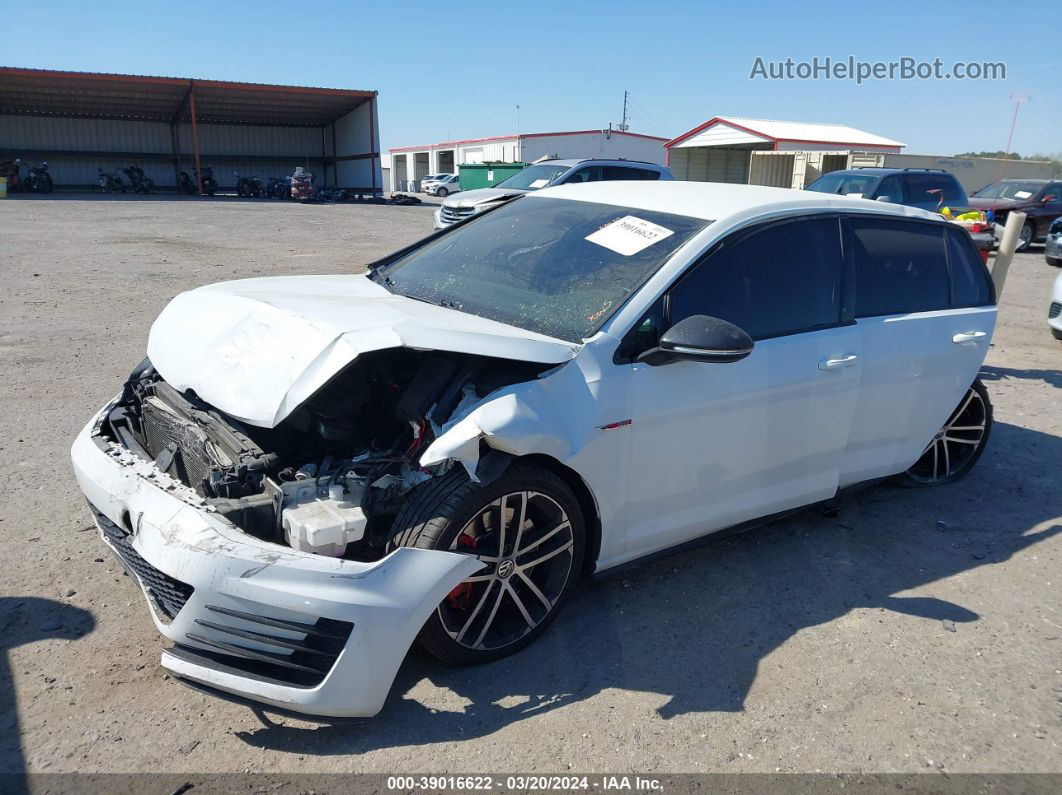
xmin=1 ymin=195 xmax=1059 ymax=776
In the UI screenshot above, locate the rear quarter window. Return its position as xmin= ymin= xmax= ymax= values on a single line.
xmin=946 ymin=228 xmax=995 ymax=307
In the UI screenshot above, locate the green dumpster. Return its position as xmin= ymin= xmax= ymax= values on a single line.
xmin=458 ymin=162 xmax=528 ymax=192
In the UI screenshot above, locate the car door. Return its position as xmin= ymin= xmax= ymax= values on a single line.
xmin=839 ymin=215 xmax=996 ymax=486
xmin=620 ymin=215 xmax=861 ymax=560
xmin=1031 ymin=182 xmax=1062 ymax=238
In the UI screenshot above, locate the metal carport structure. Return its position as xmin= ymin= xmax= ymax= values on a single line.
xmin=0 ymin=67 xmax=381 ymax=195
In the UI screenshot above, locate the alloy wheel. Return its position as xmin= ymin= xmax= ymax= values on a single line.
xmin=906 ymin=387 xmax=988 ymax=483
xmin=439 ymin=490 xmax=575 ymax=651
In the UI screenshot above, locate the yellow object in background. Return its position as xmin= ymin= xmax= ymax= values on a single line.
xmin=0 ymin=177 xmax=7 ymax=198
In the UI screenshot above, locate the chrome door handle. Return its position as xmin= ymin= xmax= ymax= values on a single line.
xmin=818 ymin=354 xmax=859 ymax=370
xmin=952 ymin=331 xmax=987 ymax=344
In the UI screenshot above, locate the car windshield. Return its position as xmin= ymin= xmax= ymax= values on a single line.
xmin=375 ymin=196 xmax=709 ymax=342
xmin=972 ymin=181 xmax=1045 ymax=200
xmin=805 ymin=172 xmax=881 ymax=197
xmin=493 ymin=164 xmax=572 ymax=191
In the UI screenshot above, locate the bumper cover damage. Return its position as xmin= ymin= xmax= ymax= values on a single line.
xmin=72 ymin=405 xmax=484 ymax=718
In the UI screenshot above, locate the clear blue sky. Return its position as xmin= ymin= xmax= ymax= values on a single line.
xmin=6 ymin=0 xmax=1060 ymax=157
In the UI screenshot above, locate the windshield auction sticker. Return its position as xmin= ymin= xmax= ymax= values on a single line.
xmin=586 ymin=215 xmax=674 ymax=256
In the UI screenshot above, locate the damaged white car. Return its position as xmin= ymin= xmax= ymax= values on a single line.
xmin=72 ymin=182 xmax=997 ymax=718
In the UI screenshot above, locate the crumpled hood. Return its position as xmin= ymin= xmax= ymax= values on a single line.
xmin=147 ymin=274 xmax=579 ymax=428
xmin=449 ymin=187 xmax=529 ymax=208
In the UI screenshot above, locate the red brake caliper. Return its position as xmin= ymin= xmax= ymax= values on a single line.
xmin=446 ymin=532 xmax=478 ymax=609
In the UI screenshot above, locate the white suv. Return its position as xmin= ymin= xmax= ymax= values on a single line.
xmin=424 ymin=174 xmax=460 ymax=197
xmin=433 ymin=158 xmax=672 ymax=228
xmin=72 ymin=182 xmax=995 ymax=719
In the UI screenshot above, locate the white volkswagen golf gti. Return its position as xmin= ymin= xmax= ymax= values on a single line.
xmin=71 ymin=182 xmax=996 ymax=718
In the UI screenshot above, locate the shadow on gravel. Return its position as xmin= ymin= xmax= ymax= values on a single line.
xmin=234 ymin=421 xmax=1061 ymax=756
xmin=0 ymin=597 xmax=95 ymax=790
xmin=980 ymin=365 xmax=1062 ymax=389
xmin=4 ymin=193 xmax=428 ymax=206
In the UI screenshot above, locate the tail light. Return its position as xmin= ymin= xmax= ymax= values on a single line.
xmin=969 ymin=223 xmax=988 ymax=234
xmin=979 ymin=249 xmax=990 ymax=265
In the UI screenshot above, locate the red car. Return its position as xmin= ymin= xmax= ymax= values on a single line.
xmin=968 ymin=178 xmax=1062 ymax=251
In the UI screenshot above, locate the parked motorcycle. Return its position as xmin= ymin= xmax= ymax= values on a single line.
xmin=24 ymin=161 xmax=53 ymax=193
xmin=290 ymin=167 xmax=316 ymax=201
xmin=122 ymin=165 xmax=154 ymax=194
xmin=178 ymin=171 xmax=196 ymax=195
xmin=319 ymin=185 xmax=351 ymax=203
xmin=96 ymin=168 xmax=125 ymax=193
xmin=0 ymin=158 xmax=22 ymax=192
xmin=263 ymin=176 xmax=288 ymax=199
xmin=195 ymin=165 xmax=217 ymax=196
xmin=235 ymin=172 xmax=262 ymax=198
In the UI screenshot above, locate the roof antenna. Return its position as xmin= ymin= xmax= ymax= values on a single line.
xmin=618 ymin=90 xmax=630 ymax=132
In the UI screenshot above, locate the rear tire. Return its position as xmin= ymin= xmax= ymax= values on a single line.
xmin=892 ymin=379 xmax=992 ymax=487
xmin=389 ymin=462 xmax=585 ymax=665
xmin=1052 ymin=328 xmax=1062 ymax=341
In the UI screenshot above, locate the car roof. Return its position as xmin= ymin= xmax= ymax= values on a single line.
xmin=826 ymin=167 xmax=958 ymax=177
xmin=996 ymin=178 xmax=1049 ymax=184
xmin=530 ymin=180 xmax=946 ymax=224
xmin=537 ymin=158 xmax=664 ymax=168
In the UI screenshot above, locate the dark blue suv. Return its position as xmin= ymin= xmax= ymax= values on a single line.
xmin=805 ymin=167 xmax=968 ymax=212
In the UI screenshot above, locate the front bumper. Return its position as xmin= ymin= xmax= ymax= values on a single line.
xmin=1050 ymin=274 xmax=1062 ymax=335
xmin=1046 ymin=232 xmax=1062 ymax=261
xmin=71 ymin=401 xmax=483 ymax=718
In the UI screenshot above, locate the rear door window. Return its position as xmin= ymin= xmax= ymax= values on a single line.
xmin=668 ymin=216 xmax=843 ymax=340
xmin=904 ymin=173 xmax=964 ymax=206
xmin=945 ymin=228 xmax=994 ymax=307
xmin=603 ymin=166 xmax=661 ymax=181
xmin=848 ymin=217 xmax=950 ymax=316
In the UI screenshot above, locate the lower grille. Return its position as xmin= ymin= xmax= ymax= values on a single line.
xmin=92 ymin=504 xmax=194 ymax=622
xmin=1050 ymin=302 xmax=1061 ymax=320
xmin=172 ymin=605 xmax=352 ymax=688
xmin=440 ymin=205 xmax=475 ymax=224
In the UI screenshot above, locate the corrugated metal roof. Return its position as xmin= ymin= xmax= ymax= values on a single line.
xmin=0 ymin=67 xmax=376 ymax=127
xmin=390 ymin=129 xmax=667 ymax=153
xmin=666 ymin=116 xmax=905 ymax=149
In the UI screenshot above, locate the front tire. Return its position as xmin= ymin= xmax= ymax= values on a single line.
xmin=1046 ymin=256 xmax=1062 ymax=267
xmin=389 ymin=462 xmax=585 ymax=665
xmin=1016 ymin=222 xmax=1034 ymax=252
xmin=893 ymin=379 xmax=992 ymax=487
xmin=437 ymin=187 xmax=449 ymax=197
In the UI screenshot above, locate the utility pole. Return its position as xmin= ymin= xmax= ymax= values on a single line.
xmin=999 ymin=93 xmax=1030 ymax=181
xmin=618 ymin=90 xmax=630 ymax=132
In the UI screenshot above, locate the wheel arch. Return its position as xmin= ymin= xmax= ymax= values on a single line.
xmin=510 ymin=452 xmax=602 ymax=575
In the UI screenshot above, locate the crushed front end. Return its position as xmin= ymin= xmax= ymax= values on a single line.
xmin=70 ymin=349 xmax=546 ymax=717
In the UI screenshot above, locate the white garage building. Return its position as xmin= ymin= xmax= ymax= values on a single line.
xmin=665 ymin=116 xmax=905 ymax=189
xmin=389 ymin=129 xmax=668 ymax=192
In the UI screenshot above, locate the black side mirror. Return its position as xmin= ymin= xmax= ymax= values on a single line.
xmin=637 ymin=315 xmax=754 ymax=366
